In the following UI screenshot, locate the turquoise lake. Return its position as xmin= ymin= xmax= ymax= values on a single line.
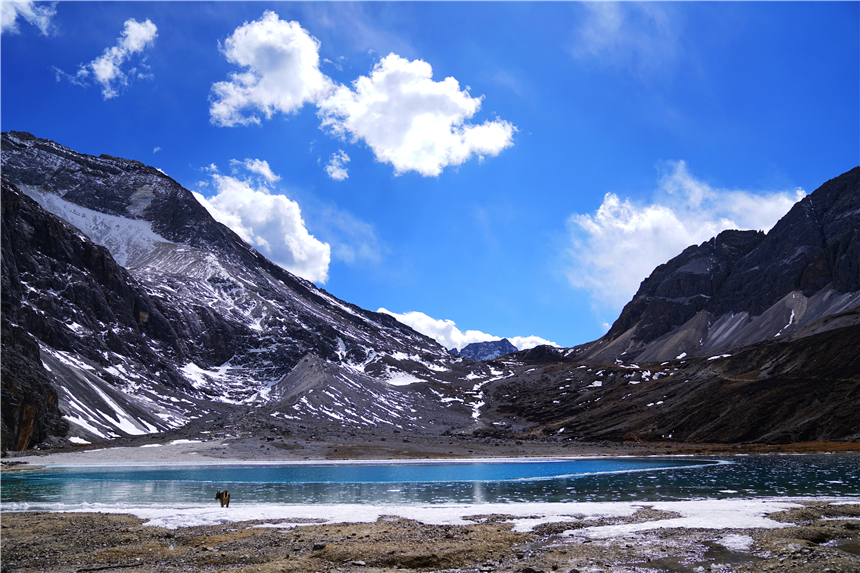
xmin=2 ymin=455 xmax=858 ymax=509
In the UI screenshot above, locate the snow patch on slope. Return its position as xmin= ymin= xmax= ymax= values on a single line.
xmin=20 ymin=185 xmax=173 ymax=267
xmin=40 ymin=346 xmax=189 ymax=441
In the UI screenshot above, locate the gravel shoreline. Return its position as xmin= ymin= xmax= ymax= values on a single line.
xmin=2 ymin=502 xmax=860 ymax=573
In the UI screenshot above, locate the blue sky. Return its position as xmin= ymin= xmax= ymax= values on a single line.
xmin=3 ymin=1 xmax=858 ymax=350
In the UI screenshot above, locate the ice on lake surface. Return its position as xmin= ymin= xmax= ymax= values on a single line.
xmin=2 ymin=455 xmax=858 ymax=509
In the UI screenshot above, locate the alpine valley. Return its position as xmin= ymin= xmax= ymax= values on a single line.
xmin=2 ymin=131 xmax=859 ymax=453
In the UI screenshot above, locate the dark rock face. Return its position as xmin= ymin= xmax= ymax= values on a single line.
xmin=606 ymin=229 xmax=765 ymax=344
xmin=713 ymin=167 xmax=860 ymax=315
xmin=0 ymin=180 xmax=72 ymax=451
xmin=1 ymin=176 xmax=188 ymax=386
xmin=1 ymin=176 xmax=193 ymax=448
xmin=452 ymin=338 xmax=518 ymax=361
xmin=0 ymin=321 xmax=68 ymax=452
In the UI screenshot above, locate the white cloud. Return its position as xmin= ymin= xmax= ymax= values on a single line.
xmin=1 ymin=0 xmax=56 ymax=35
xmin=325 ymin=150 xmax=350 ymax=180
xmin=86 ymin=18 xmax=157 ymax=99
xmin=55 ymin=18 xmax=158 ymax=99
xmin=211 ymin=12 xmax=515 ymax=177
xmin=153 ymin=146 xmax=161 ymax=154
xmin=565 ymin=160 xmax=805 ymax=312
xmin=509 ymin=335 xmax=559 ymax=352
xmin=318 ymin=53 xmax=516 ymax=177
xmin=193 ymin=162 xmax=331 ymax=284
xmin=377 ymin=308 xmax=556 ymax=352
xmin=210 ymin=11 xmax=333 ymax=127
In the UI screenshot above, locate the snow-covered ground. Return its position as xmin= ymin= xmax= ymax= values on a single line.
xmin=4 ymin=497 xmax=837 ymax=536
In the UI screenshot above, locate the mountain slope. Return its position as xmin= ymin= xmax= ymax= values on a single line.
xmin=1 ymin=132 xmax=498 ymax=448
xmin=484 ymin=319 xmax=860 ymax=443
xmin=1 ymin=176 xmax=185 ymax=449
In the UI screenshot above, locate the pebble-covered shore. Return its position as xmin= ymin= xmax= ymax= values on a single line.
xmin=2 ymin=502 xmax=860 ymax=573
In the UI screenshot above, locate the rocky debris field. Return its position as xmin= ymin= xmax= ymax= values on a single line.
xmin=2 ymin=503 xmax=859 ymax=573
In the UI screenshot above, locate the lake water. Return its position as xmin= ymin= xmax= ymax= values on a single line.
xmin=2 ymin=455 xmax=858 ymax=511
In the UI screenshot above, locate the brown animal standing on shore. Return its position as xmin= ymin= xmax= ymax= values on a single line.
xmin=215 ymin=490 xmax=230 ymax=507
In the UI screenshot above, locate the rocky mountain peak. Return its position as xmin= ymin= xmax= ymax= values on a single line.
xmin=711 ymin=167 xmax=860 ymax=316
xmin=1 ymin=131 xmax=231 ymax=254
xmin=452 ymin=338 xmax=519 ymax=361
xmin=579 ymin=166 xmax=860 ymax=364
xmin=606 ymin=228 xmax=765 ymax=344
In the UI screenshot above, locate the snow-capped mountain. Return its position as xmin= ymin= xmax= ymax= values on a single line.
xmin=451 ymin=338 xmax=519 ymax=361
xmin=1 ymin=132 xmax=506 ymax=449
xmin=2 ymin=131 xmax=858 ymax=450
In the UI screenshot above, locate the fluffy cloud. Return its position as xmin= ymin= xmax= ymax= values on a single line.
xmin=325 ymin=150 xmax=350 ymax=181
xmin=210 ymin=11 xmax=333 ymax=127
xmin=54 ymin=18 xmax=157 ymax=99
xmin=377 ymin=308 xmax=556 ymax=352
xmin=565 ymin=160 xmax=805 ymax=312
xmin=1 ymin=0 xmax=56 ymax=35
xmin=194 ymin=161 xmax=331 ymax=284
xmin=211 ymin=12 xmax=515 ymax=177
xmin=317 ymin=53 xmax=516 ymax=177
xmin=508 ymin=335 xmax=559 ymax=352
